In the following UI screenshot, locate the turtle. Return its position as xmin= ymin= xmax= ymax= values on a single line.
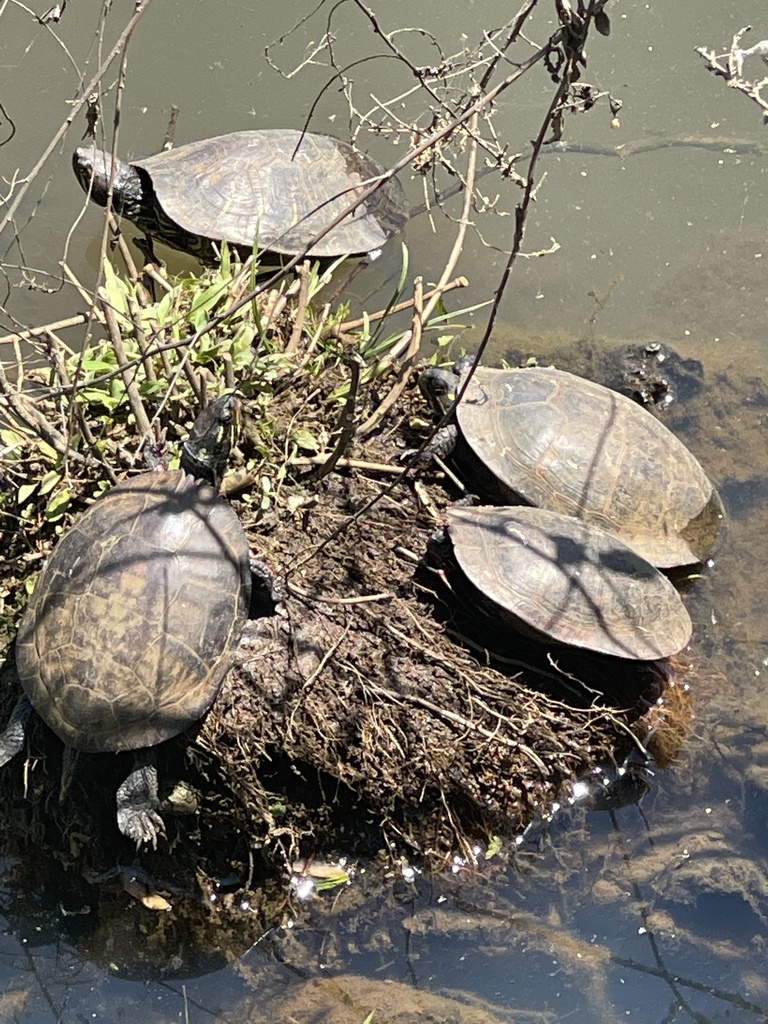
xmin=419 ymin=362 xmax=724 ymax=568
xmin=72 ymin=129 xmax=408 ymax=262
xmin=0 ymin=394 xmax=251 ymax=847
xmin=445 ymin=505 xmax=692 ymax=660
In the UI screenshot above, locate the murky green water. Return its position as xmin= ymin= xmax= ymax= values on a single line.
xmin=2 ymin=0 xmax=768 ymax=1020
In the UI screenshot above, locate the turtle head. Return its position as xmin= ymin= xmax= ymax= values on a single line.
xmin=72 ymin=146 xmax=145 ymax=219
xmin=418 ymin=365 xmax=460 ymax=416
xmin=181 ymin=394 xmax=240 ymax=490
xmin=419 ymin=355 xmax=480 ymax=415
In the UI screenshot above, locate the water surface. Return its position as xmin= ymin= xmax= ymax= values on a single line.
xmin=1 ymin=1 xmax=768 ymax=1020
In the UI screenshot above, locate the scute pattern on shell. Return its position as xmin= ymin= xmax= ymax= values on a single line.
xmin=447 ymin=505 xmax=692 ymax=660
xmin=15 ymin=471 xmax=250 ymax=754
xmin=135 ymin=129 xmax=407 ymax=257
xmin=457 ymin=366 xmax=723 ymax=567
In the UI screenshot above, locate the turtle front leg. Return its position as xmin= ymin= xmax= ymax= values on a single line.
xmin=401 ymin=423 xmax=461 ymax=467
xmin=0 ymin=695 xmax=32 ymax=767
xmin=116 ymin=749 xmax=165 ymax=849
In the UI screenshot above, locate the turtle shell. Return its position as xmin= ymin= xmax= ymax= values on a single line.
xmin=457 ymin=366 xmax=723 ymax=568
xmin=15 ymin=470 xmax=250 ymax=754
xmin=134 ymin=129 xmax=407 ymax=258
xmin=446 ymin=505 xmax=692 ymax=660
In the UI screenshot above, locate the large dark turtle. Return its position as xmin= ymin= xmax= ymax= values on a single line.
xmin=0 ymin=395 xmax=251 ymax=847
xmin=421 ymin=363 xmax=724 ymax=568
xmin=446 ymin=505 xmax=692 ymax=660
xmin=72 ymin=129 xmax=407 ymax=262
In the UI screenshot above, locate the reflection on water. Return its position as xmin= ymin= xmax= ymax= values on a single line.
xmin=2 ymin=0 xmax=768 ymax=1020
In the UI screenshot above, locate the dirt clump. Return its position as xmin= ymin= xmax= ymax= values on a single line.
xmin=0 ymin=351 xmax=666 ymax=886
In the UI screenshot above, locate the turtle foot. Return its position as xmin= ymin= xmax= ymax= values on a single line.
xmin=118 ymin=806 xmax=166 ymax=850
xmin=116 ymin=759 xmax=165 ymax=849
xmin=249 ymin=555 xmax=285 ymax=615
xmin=0 ymin=696 xmax=32 ymax=767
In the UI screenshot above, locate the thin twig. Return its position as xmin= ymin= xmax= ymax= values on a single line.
xmin=287 ymin=584 xmax=394 ymax=606
xmin=365 ymin=679 xmax=550 ymax=774
xmin=99 ymin=289 xmax=151 ymax=435
xmin=288 ymin=455 xmax=405 ymax=474
xmin=354 ymin=275 xmax=424 ymax=437
xmin=306 ymin=356 xmax=362 ymax=482
xmin=332 ymin=277 xmax=468 ymax=335
xmin=0 ymin=316 xmax=90 ymax=347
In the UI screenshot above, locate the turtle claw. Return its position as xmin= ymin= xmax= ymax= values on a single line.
xmin=118 ymin=806 xmax=166 ymax=851
xmin=116 ymin=756 xmax=165 ymax=848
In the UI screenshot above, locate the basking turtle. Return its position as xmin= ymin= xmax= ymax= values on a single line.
xmin=0 ymin=395 xmax=251 ymax=847
xmin=446 ymin=505 xmax=692 ymax=660
xmin=72 ymin=129 xmax=407 ymax=262
xmin=420 ymin=363 xmax=724 ymax=568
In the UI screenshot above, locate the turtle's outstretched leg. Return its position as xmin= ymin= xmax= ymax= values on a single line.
xmin=0 ymin=696 xmax=32 ymax=766
xmin=116 ymin=749 xmax=165 ymax=849
xmin=59 ymin=746 xmax=80 ymax=801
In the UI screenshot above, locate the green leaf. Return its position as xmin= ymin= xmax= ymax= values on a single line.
xmin=153 ymin=290 xmax=175 ymax=327
xmin=17 ymin=482 xmax=37 ymax=505
xmin=232 ymin=323 xmax=257 ymax=360
xmin=292 ymin=427 xmax=320 ymax=453
xmin=485 ymin=835 xmax=503 ymax=859
xmin=313 ymin=869 xmax=350 ymax=892
xmin=38 ymin=441 xmax=59 ymax=462
xmin=219 ymin=241 xmax=231 ymax=276
xmin=358 ymin=310 xmax=371 ymax=343
xmin=45 ymin=487 xmax=71 ymax=521
xmin=79 ymin=344 xmax=118 ymax=373
xmin=102 ymin=260 xmax=132 ymax=327
xmin=76 ymin=387 xmax=113 ymax=405
xmin=38 ymin=470 xmax=62 ymax=497
xmin=138 ymin=378 xmax=167 ymax=399
xmin=77 ymin=388 xmax=122 ymax=413
xmin=396 ymin=241 xmax=409 ymax=294
xmin=189 ymin=281 xmax=228 ymax=330
xmin=1 ymin=428 xmax=26 ymax=450
xmin=92 ymin=479 xmax=112 ymax=499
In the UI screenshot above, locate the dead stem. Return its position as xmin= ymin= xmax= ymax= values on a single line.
xmin=0 ymin=364 xmax=82 ymax=466
xmin=354 ymin=276 xmax=423 ymax=437
xmin=0 ymin=1 xmax=154 ymax=240
xmin=331 ymin=276 xmax=468 ymax=335
xmin=0 ymin=316 xmax=90 ymax=348
xmin=42 ymin=332 xmax=118 ymax=483
xmin=288 ymin=456 xmax=405 ymax=475
xmin=284 ymin=262 xmax=311 ymax=356
xmin=99 ymin=289 xmax=151 ymax=436
xmin=306 ymin=355 xmax=362 ymax=482
xmin=287 ymin=584 xmax=394 ymax=606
